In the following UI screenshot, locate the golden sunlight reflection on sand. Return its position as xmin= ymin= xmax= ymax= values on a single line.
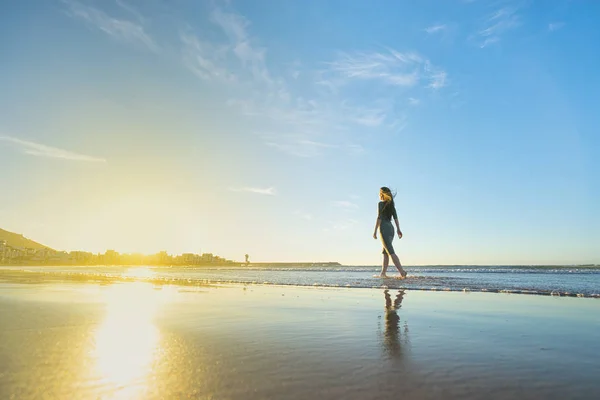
xmin=92 ymin=282 xmax=166 ymax=399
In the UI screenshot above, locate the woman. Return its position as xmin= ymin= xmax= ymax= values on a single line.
xmin=373 ymin=187 xmax=407 ymax=278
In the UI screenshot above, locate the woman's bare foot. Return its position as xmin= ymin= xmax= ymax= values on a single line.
xmin=394 ymin=267 xmax=407 ymax=279
xmin=373 ymin=273 xmax=389 ymax=278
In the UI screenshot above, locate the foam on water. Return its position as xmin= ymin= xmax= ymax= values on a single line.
xmin=1 ymin=265 xmax=599 ymax=298
xmin=134 ymin=265 xmax=599 ymax=274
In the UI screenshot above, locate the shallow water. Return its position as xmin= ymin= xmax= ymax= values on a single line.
xmin=1 ymin=265 xmax=599 ymax=297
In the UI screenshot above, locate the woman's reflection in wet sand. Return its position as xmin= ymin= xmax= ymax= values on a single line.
xmin=382 ymin=289 xmax=408 ymax=358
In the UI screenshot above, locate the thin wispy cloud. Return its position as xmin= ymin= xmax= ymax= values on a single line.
xmin=59 ymin=1 xmax=452 ymax=161
xmin=327 ymin=50 xmax=422 ymax=87
xmin=384 ymin=114 xmax=408 ymax=134
xmin=350 ymin=107 xmax=388 ymax=127
xmin=428 ymin=70 xmax=448 ymax=89
xmin=115 ymin=0 xmax=145 ymax=23
xmin=408 ymin=97 xmax=421 ymax=106
xmin=182 ymin=6 xmax=293 ymax=119
xmin=228 ymin=186 xmax=277 ymax=195
xmin=63 ymin=0 xmax=159 ymax=52
xmin=180 ymin=31 xmax=236 ymax=81
xmin=476 ymin=6 xmax=521 ymax=48
xmin=181 ymin=5 xmax=447 ymax=158
xmin=549 ymin=22 xmax=565 ymax=32
xmin=181 ymin=6 xmax=291 ymax=113
xmin=237 ymin=99 xmax=339 ymax=156
xmin=210 ymin=7 xmax=275 ymax=87
xmin=231 ymin=98 xmax=333 ymax=134
xmin=231 ymin=94 xmax=377 ymax=157
xmin=326 ymin=49 xmax=448 ymax=92
xmin=0 ymin=136 xmax=106 ymax=162
xmin=425 ymin=24 xmax=447 ymax=34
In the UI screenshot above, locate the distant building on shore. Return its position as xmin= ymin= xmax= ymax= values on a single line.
xmin=0 ymin=228 xmax=240 ymax=266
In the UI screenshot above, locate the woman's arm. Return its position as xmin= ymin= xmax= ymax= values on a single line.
xmin=374 ymin=202 xmax=383 ymax=239
xmin=393 ymin=216 xmax=403 ymax=239
xmin=373 ymin=217 xmax=381 ymax=239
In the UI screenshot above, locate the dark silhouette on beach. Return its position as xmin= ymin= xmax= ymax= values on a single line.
xmin=373 ymin=187 xmax=407 ymax=278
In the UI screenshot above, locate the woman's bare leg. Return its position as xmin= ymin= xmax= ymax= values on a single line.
xmin=391 ymin=254 xmax=407 ymax=278
xmin=380 ymin=253 xmax=390 ymax=277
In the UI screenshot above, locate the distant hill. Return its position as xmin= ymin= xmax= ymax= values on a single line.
xmin=0 ymin=228 xmax=52 ymax=250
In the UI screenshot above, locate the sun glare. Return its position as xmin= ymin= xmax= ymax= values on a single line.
xmin=92 ymin=282 xmax=165 ymax=398
xmin=79 ymin=193 xmax=201 ymax=255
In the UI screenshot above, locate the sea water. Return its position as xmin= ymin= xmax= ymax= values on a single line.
xmin=1 ymin=265 xmax=599 ymax=298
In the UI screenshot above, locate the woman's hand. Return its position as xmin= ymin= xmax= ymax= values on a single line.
xmin=373 ymin=233 xmax=377 ymax=239
xmin=397 ymin=229 xmax=403 ymax=239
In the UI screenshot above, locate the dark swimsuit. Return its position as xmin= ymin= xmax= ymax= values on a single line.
xmin=378 ymin=201 xmax=397 ymax=256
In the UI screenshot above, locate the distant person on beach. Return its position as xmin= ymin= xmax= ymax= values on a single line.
xmin=373 ymin=187 xmax=407 ymax=278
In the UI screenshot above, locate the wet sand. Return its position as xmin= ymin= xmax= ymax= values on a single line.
xmin=0 ymin=281 xmax=599 ymax=399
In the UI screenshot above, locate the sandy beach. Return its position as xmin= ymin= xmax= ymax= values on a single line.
xmin=1 ymin=279 xmax=599 ymax=399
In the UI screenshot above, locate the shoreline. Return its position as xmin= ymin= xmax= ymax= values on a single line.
xmin=1 ymin=267 xmax=599 ymax=299
xmin=1 ymin=263 xmax=598 ymax=268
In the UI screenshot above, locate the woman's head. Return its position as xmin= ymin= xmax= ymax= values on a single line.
xmin=379 ymin=186 xmax=394 ymax=202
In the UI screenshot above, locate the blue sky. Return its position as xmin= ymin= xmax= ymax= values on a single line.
xmin=1 ymin=0 xmax=599 ymax=265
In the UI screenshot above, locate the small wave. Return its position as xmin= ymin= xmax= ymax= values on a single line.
xmin=150 ymin=266 xmax=600 ymax=275
xmin=3 ymin=265 xmax=600 ymax=274
xmin=1 ymin=269 xmax=598 ymax=299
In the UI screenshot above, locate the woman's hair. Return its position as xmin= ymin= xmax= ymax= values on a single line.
xmin=380 ymin=187 xmax=396 ymax=211
xmin=380 ymin=187 xmax=395 ymax=203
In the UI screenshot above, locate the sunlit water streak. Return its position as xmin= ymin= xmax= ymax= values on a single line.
xmin=91 ymin=280 xmax=169 ymax=399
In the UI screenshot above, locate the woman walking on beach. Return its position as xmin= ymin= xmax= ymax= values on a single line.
xmin=373 ymin=187 xmax=407 ymax=278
